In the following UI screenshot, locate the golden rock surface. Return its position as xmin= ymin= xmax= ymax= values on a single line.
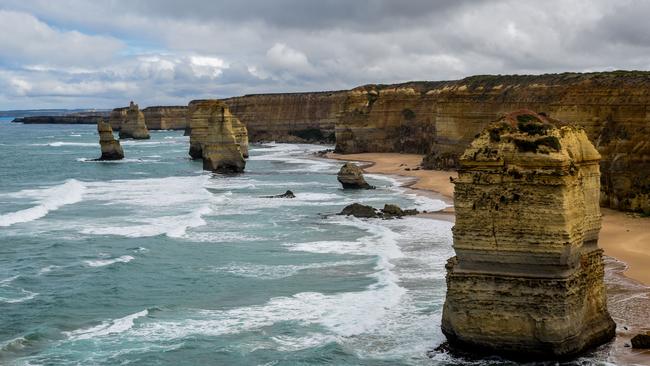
xmin=441 ymin=110 xmax=616 ymax=359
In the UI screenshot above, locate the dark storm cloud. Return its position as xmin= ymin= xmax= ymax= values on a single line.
xmin=0 ymin=0 xmax=649 ymax=109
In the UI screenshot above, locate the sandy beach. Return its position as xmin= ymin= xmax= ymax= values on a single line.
xmin=327 ymin=152 xmax=650 ymax=286
xmin=328 ymin=151 xmax=650 ymax=362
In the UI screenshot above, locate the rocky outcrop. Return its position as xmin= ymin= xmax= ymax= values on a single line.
xmin=441 ymin=110 xmax=616 ymax=359
xmin=96 ymin=120 xmax=124 ymax=160
xmin=334 ymin=72 xmax=650 ymax=213
xmin=188 ymin=100 xmax=246 ymax=173
xmin=337 ymin=162 xmax=375 ymax=189
xmin=338 ymin=203 xmax=417 ymax=218
xmin=142 ymin=106 xmax=188 ymax=130
xmin=262 ymin=190 xmax=296 ymax=198
xmin=631 ymin=332 xmax=650 ymax=348
xmin=108 ymin=107 xmax=128 ymax=131
xmin=119 ymin=102 xmax=150 ymax=139
xmin=188 ymin=100 xmax=249 ymax=160
xmin=223 ymin=91 xmax=347 ymax=143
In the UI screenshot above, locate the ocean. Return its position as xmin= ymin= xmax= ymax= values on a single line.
xmin=0 ymin=120 xmax=616 ymax=365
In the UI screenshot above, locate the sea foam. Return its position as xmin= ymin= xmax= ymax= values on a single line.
xmin=84 ymin=255 xmax=134 ymax=267
xmin=0 ymin=179 xmax=85 ymax=227
xmin=65 ymin=309 xmax=149 ymax=340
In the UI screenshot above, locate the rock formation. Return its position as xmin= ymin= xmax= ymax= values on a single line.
xmin=631 ymin=332 xmax=650 ymax=348
xmin=142 ymin=106 xmax=188 ymax=130
xmin=96 ymin=120 xmax=124 ymax=160
xmin=12 ymin=112 xmax=109 ymax=125
xmin=188 ymin=100 xmax=249 ymax=160
xmin=262 ymin=190 xmax=296 ymax=198
xmin=188 ymin=100 xmax=246 ymax=173
xmin=441 ymin=110 xmax=616 ymax=359
xmin=338 ymin=203 xmax=417 ymax=218
xmin=119 ymin=102 xmax=150 ymax=139
xmin=337 ymin=162 xmax=375 ymax=189
xmin=332 ymin=72 xmax=650 ymax=213
xmin=108 ymin=107 xmax=128 ymax=131
xmin=223 ymin=91 xmax=345 ymax=142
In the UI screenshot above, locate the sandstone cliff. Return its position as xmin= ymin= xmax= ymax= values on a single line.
xmin=334 ymin=72 xmax=650 ymax=213
xmin=108 ymin=107 xmax=128 ymax=131
xmin=142 ymin=106 xmax=188 ymax=130
xmin=441 ymin=110 xmax=615 ymax=359
xmin=188 ymin=100 xmax=249 ymax=159
xmin=194 ymin=101 xmax=246 ymax=173
xmin=119 ymin=102 xmax=150 ymax=139
xmin=223 ymin=91 xmax=346 ymax=143
xmin=12 ymin=112 xmax=109 ymax=125
xmin=97 ymin=120 xmax=124 ymax=160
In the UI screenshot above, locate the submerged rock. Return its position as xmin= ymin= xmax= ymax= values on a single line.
xmin=200 ymin=102 xmax=246 ymax=173
xmin=119 ymin=101 xmax=150 ymax=139
xmin=96 ymin=120 xmax=124 ymax=160
xmin=441 ymin=110 xmax=616 ymax=359
xmin=339 ymin=203 xmax=378 ymax=218
xmin=262 ymin=190 xmax=296 ymax=199
xmin=631 ymin=332 xmax=650 ymax=349
xmin=337 ymin=162 xmax=375 ymax=189
xmin=338 ymin=203 xmax=417 ymax=219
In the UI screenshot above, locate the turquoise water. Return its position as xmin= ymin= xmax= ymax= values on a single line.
xmin=0 ymin=120 xmax=614 ymax=365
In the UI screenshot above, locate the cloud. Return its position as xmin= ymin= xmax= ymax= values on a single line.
xmin=0 ymin=10 xmax=123 ymax=69
xmin=0 ymin=0 xmax=650 ymax=109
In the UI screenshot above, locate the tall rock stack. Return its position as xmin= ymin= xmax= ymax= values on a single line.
xmin=202 ymin=103 xmax=246 ymax=173
xmin=188 ymin=99 xmax=249 ymax=160
xmin=441 ymin=110 xmax=615 ymax=359
xmin=119 ymin=101 xmax=150 ymax=139
xmin=97 ymin=120 xmax=124 ymax=160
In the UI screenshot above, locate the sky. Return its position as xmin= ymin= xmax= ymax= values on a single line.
xmin=0 ymin=0 xmax=649 ymax=109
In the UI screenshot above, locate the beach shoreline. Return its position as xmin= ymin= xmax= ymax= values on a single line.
xmin=325 ymin=151 xmax=650 ymax=363
xmin=326 ymin=152 xmax=650 ymax=286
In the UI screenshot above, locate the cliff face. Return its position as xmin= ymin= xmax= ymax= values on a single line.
xmin=223 ymin=91 xmax=347 ymax=142
xmin=12 ymin=113 xmax=109 ymax=125
xmin=142 ymin=106 xmax=188 ymax=130
xmin=188 ymin=100 xmax=249 ymax=161
xmin=119 ymin=102 xmax=150 ymax=139
xmin=109 ymin=107 xmax=128 ymax=131
xmin=334 ymin=72 xmax=650 ymax=212
xmin=441 ymin=110 xmax=615 ymax=358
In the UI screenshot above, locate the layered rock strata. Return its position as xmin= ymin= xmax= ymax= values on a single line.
xmin=108 ymin=107 xmax=128 ymax=131
xmin=188 ymin=100 xmax=249 ymax=159
xmin=97 ymin=120 xmax=124 ymax=160
xmin=119 ymin=102 xmax=150 ymax=139
xmin=201 ymin=104 xmax=246 ymax=173
xmin=441 ymin=110 xmax=616 ymax=359
xmin=337 ymin=162 xmax=374 ymax=189
xmin=142 ymin=106 xmax=188 ymax=130
xmin=333 ymin=72 xmax=650 ymax=213
xmin=223 ymin=91 xmax=347 ymax=142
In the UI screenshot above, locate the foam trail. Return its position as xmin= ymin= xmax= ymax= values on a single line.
xmin=84 ymin=255 xmax=134 ymax=267
xmin=65 ymin=310 xmax=149 ymax=340
xmin=0 ymin=179 xmax=85 ymax=227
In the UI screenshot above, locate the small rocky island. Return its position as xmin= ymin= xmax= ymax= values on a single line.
xmin=188 ymin=100 xmax=248 ymax=173
xmin=118 ymin=101 xmax=150 ymax=139
xmin=96 ymin=120 xmax=124 ymax=160
xmin=337 ymin=162 xmax=375 ymax=189
xmin=441 ymin=110 xmax=616 ymax=359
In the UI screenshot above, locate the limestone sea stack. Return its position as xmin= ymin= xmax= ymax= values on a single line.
xmin=337 ymin=162 xmax=375 ymax=189
xmin=441 ymin=110 xmax=615 ymax=359
xmin=108 ymin=106 xmax=128 ymax=131
xmin=97 ymin=120 xmax=124 ymax=160
xmin=188 ymin=99 xmax=249 ymax=159
xmin=189 ymin=100 xmax=246 ymax=173
xmin=119 ymin=101 xmax=150 ymax=139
